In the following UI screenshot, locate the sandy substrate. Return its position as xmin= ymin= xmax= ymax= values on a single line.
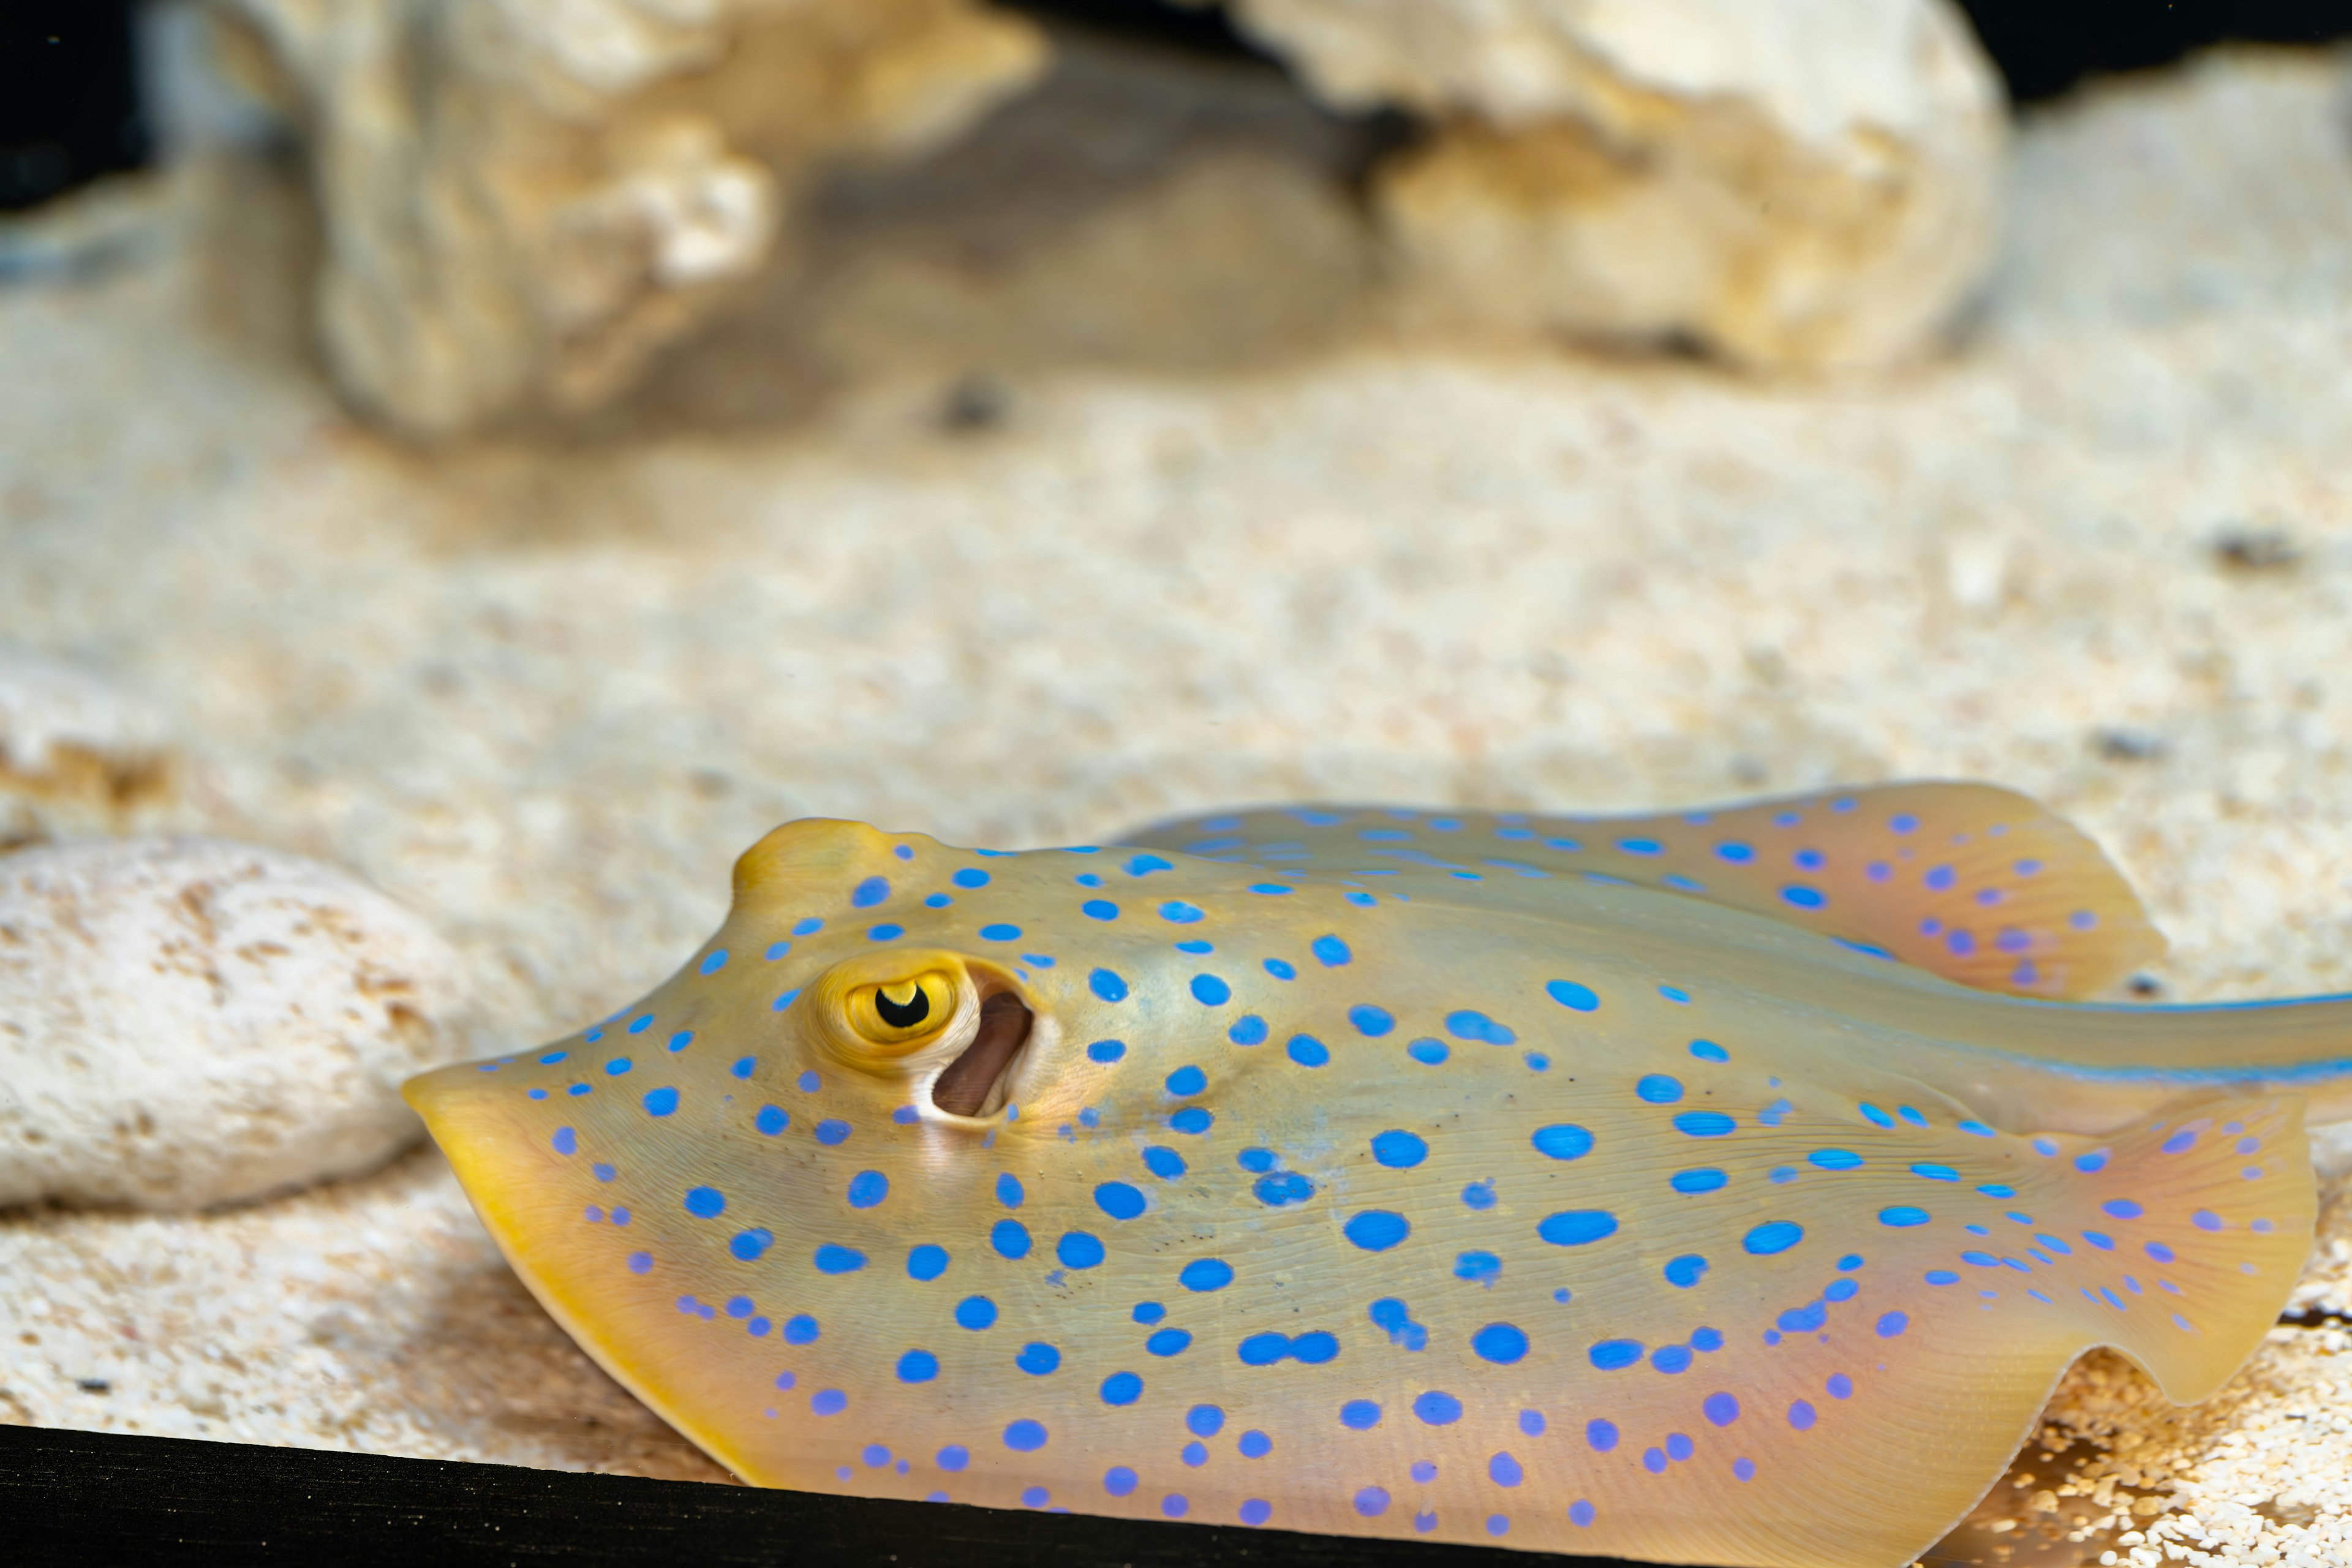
xmin=2 ymin=40 xmax=2351 ymax=1567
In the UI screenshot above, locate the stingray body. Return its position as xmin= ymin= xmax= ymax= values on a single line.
xmin=407 ymin=783 xmax=2352 ymax=1567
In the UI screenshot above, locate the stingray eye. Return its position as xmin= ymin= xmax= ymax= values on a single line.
xmin=847 ymin=971 xmax=955 ymax=1050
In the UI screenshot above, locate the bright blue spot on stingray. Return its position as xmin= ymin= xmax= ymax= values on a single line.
xmin=1744 ymin=1221 xmax=1804 ymax=1255
xmin=1461 ymin=1180 xmax=1498 ymax=1210
xmin=1651 ymin=1345 xmax=1694 ymax=1374
xmin=1472 ymin=1324 xmax=1528 ymax=1365
xmin=606 ymin=1058 xmax=633 ymax=1077
xmin=1017 ymin=1343 xmax=1061 ymax=1376
xmin=867 ymin=924 xmax=903 ymax=942
xmin=1446 ymin=1009 xmax=1515 ymax=1044
xmin=683 ymin=1186 xmax=725 ymax=1218
xmin=1589 ymin=1341 xmax=1643 ymax=1371
xmin=1169 ymin=1107 xmax=1213 ymax=1134
xmin=2103 ymin=1199 xmax=2144 ymax=1219
xmin=1348 ymin=1005 xmax=1394 ymax=1037
xmin=2075 ymin=1150 xmax=2109 ymax=1173
xmin=1809 ymin=1148 xmax=1863 ymax=1170
xmin=851 ymin=876 xmax=890 ymax=908
xmin=1254 ymin=1172 xmax=1314 ymax=1207
xmin=1142 ymin=1147 xmax=1186 ymax=1180
xmin=1408 ymin=1038 xmax=1449 ymax=1065
xmin=1086 ymin=1039 xmax=1126 ymax=1063
xmin=1236 ymin=1147 xmax=1276 ymax=1173
xmin=1664 ymin=1254 xmax=1708 ymax=1288
xmin=1545 ymin=980 xmax=1599 ymax=1011
xmin=1959 ymin=1119 xmax=1997 ymax=1137
xmin=1312 ymin=935 xmax=1352 ymax=967
xmin=952 ymin=869 xmax=990 ymax=889
xmin=729 ymin=1229 xmax=772 ymax=1261
xmin=1455 ymin=1251 xmax=1501 ymax=1284
xmin=1250 ymin=884 xmax=1292 ymax=896
xmin=1675 ymin=1112 xmax=1735 ymax=1138
xmin=1531 ymin=1123 xmax=1594 ymax=1161
xmin=1180 ymin=1259 xmax=1234 ymax=1292
xmin=1236 ymin=1332 xmax=1289 ymax=1366
xmin=813 ymin=1245 xmax=865 ymax=1274
xmin=1880 ymin=1206 xmax=1931 ymax=1227
xmin=908 ymin=1245 xmax=948 ymax=1280
xmin=1096 ymin=1182 xmax=1147 ymax=1220
xmin=1715 ymin=842 xmax=1754 ymax=862
xmin=1159 ymin=902 xmax=1202 ymax=924
xmin=1229 ymin=1016 xmax=1268 ymax=1045
xmin=1190 ymin=974 xmax=1231 ymax=1006
xmin=1414 ymin=1391 xmax=1463 ymax=1425
xmin=846 ymin=1171 xmax=889 ymax=1208
xmin=991 ymin=1220 xmax=1031 ymax=1259
xmin=979 ymin=924 xmax=1021 ymax=941
xmin=1539 ymin=1210 xmax=1618 ymax=1247
xmin=1082 ymin=900 xmax=1118 ymax=921
xmin=1165 ymin=1065 xmax=1207 ymax=1097
xmin=1263 ymin=958 xmax=1296 ymax=980
xmin=552 ymin=1127 xmax=578 ymax=1156
xmin=898 ymin=1351 xmax=938 ymax=1382
xmin=1341 ymin=1400 xmax=1381 ymax=1430
xmin=1100 ymin=1371 xmax=1143 ymax=1405
xmin=1877 ymin=1311 xmax=1910 ymax=1338
xmin=954 ymin=1296 xmax=997 ymax=1330
xmin=1346 ymin=1211 xmax=1411 ymax=1251
xmin=1145 ymin=1329 xmax=1192 ymax=1357
xmin=815 ymin=1119 xmax=850 ymax=1145
xmin=1781 ymin=884 xmax=1826 ymax=909
xmin=698 ymin=949 xmax=728 ymax=976
xmin=1372 ymin=1129 xmax=1428 ymax=1167
xmin=1911 ymin=1164 xmax=1959 ymax=1182
xmin=1286 ymin=1035 xmax=1330 ymax=1068
xmin=1637 ymin=1075 xmax=1684 ymax=1104
xmin=1090 ymin=969 xmax=1129 ymax=1002
xmin=1672 ymin=1169 xmax=1727 ymax=1194
xmin=755 ymin=1106 xmax=787 ymax=1136
xmin=1003 ymin=1420 xmax=1047 ymax=1452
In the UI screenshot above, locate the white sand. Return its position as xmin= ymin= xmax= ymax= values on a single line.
xmin=1 ymin=43 xmax=2350 ymax=1565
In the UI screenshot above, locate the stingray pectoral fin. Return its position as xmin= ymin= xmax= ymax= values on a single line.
xmin=1125 ymin=782 xmax=2162 ymax=1000
xmin=401 ymin=1059 xmax=782 ymax=1485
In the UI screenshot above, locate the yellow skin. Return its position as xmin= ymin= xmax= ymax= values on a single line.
xmin=407 ymin=784 xmax=2351 ymax=1567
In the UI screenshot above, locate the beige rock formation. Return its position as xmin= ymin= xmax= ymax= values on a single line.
xmin=1205 ymin=0 xmax=2008 ymax=368
xmin=0 ymin=837 xmax=471 ymax=1210
xmin=216 ymin=0 xmax=1046 ymax=435
xmin=0 ymin=647 xmax=176 ymax=850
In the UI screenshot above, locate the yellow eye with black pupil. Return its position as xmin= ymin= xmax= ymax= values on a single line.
xmin=846 ymin=970 xmax=956 ymax=1049
xmin=874 ymin=982 xmax=929 ymax=1030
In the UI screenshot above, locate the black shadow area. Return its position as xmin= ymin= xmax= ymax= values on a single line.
xmin=0 ymin=1423 xmax=1654 ymax=1568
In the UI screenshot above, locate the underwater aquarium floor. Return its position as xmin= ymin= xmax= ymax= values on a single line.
xmin=3 ymin=44 xmax=2352 ymax=1568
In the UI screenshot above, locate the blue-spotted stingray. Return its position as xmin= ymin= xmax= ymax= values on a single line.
xmin=406 ymin=783 xmax=2352 ymax=1567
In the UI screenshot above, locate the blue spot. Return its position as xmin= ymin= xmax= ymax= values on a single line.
xmin=1348 ymin=1005 xmax=1394 ymax=1037
xmin=1880 ymin=1206 xmax=1931 ymax=1227
xmin=1860 ymin=1104 xmax=1896 ymax=1129
xmin=2103 ymin=1199 xmax=2144 ymax=1219
xmin=991 ymin=1220 xmax=1031 ymax=1259
xmin=1103 ymin=1466 xmax=1137 ymax=1497
xmin=668 ymin=1031 xmax=693 ymax=1054
xmin=1716 ymin=842 xmax=1755 ymax=862
xmin=1408 ymin=1039 xmax=1450 ymax=1065
xmin=1341 ymin=1400 xmax=1381 ymax=1430
xmin=846 ymin=1171 xmax=889 ymax=1208
xmin=1675 ymin=1112 xmax=1736 ymax=1138
xmin=1142 ymin=1147 xmax=1186 ymax=1180
xmin=1017 ymin=1343 xmax=1061 ymax=1376
xmin=992 ymin=1173 xmax=1025 ymax=1208
xmin=1086 ymin=1039 xmax=1126 ymax=1064
xmin=1546 ymin=980 xmax=1600 ymax=1011
xmin=868 ymin=924 xmax=904 ymax=942
xmin=1003 ymin=1420 xmax=1047 ymax=1452
xmin=1664 ymin=1254 xmax=1709 ymax=1288
xmin=1651 ymin=1345 xmax=1694 ymax=1374
xmin=1455 ymin=1251 xmax=1501 ymax=1284
xmin=1809 ymin=1149 xmax=1863 ymax=1170
xmin=1618 ymin=838 xmax=1664 ymax=856
xmin=1158 ymin=902 xmax=1202 ymax=924
xmin=814 ymin=1245 xmax=867 ymax=1274
xmin=1744 ymin=1222 xmax=1804 ymax=1255
xmin=1540 ymin=1211 xmax=1618 ymax=1247
xmin=897 ymin=1351 xmax=938 ymax=1383
xmin=1877 ymin=1311 xmax=1910 ymax=1338
xmin=810 ymin=1390 xmax=846 ymax=1417
xmin=1344 ymin=1211 xmax=1411 ymax=1251
xmin=699 ymin=950 xmax=729 ymax=976
xmin=1090 ymin=969 xmax=1129 ymax=1002
xmin=797 ymin=1069 xmax=821 ymax=1093
xmin=1264 ymin=958 xmax=1296 ymax=979
xmin=1531 ymin=1124 xmax=1594 ymax=1161
xmin=1145 ymin=1328 xmax=1193 ymax=1357
xmin=1228 ymin=1016 xmax=1268 ymax=1046
xmin=1414 ymin=1391 xmax=1463 ymax=1426
xmin=730 ymin=1229 xmax=772 ymax=1261
xmin=1461 ymin=1181 xmax=1498 ymax=1211
xmin=815 ymin=1120 xmax=850 ymax=1145
xmin=979 ymin=924 xmax=1021 ymax=941
xmin=731 ymin=1057 xmax=756 ymax=1080
xmin=606 ymin=1058 xmax=633 ymax=1077
xmin=783 ymin=1315 xmax=819 ymax=1344
xmin=1096 ymin=1182 xmax=1147 ymax=1221
xmin=1236 ymin=1332 xmax=1290 ymax=1366
xmin=953 ymin=869 xmax=990 ymax=889
xmin=1371 ymin=1129 xmax=1428 ymax=1167
xmin=684 ymin=1186 xmax=725 ymax=1218
xmin=1185 ymin=1404 xmax=1226 ymax=1438
xmin=1165 ymin=1065 xmax=1207 ymax=1098
xmin=1254 ymin=1172 xmax=1314 ymax=1207
xmin=1781 ymin=885 xmax=1826 ymax=909
xmin=1286 ymin=1036 xmax=1330 ymax=1068
xmin=908 ymin=1245 xmax=949 ymax=1280
xmin=1489 ymin=1453 xmax=1524 ymax=1489
xmin=1180 ymin=1259 xmax=1235 ymax=1292
xmin=1249 ymin=884 xmax=1292 ymax=896
xmin=1472 ymin=1324 xmax=1528 ymax=1364
xmin=1637 ymin=1075 xmax=1684 ymax=1104
xmin=1671 ymin=1169 xmax=1727 ymax=1194
xmin=1189 ymin=974 xmax=1231 ymax=1006
xmin=1586 ymin=1418 xmax=1619 ymax=1451
xmin=1127 ymin=854 xmax=1173 ymax=876
xmin=851 ymin=876 xmax=891 ymax=908
xmin=552 ymin=1127 xmax=578 ymax=1156
xmin=1236 ymin=1147 xmax=1276 ymax=1173
xmin=954 ymin=1296 xmax=998 ymax=1331
xmin=1912 ymin=1164 xmax=1959 ymax=1182
xmin=1311 ymin=935 xmax=1352 ymax=967
xmin=1589 ymin=1340 xmax=1644 ymax=1371
xmin=1133 ymin=1302 xmax=1166 ymax=1325
xmin=1100 ymin=1371 xmax=1143 ymax=1405
xmin=1447 ymin=1009 xmax=1515 ymax=1044
xmin=1169 ymin=1107 xmax=1213 ymax=1134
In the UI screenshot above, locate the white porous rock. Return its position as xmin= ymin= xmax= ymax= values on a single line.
xmin=0 ymin=837 xmax=472 ymax=1210
xmin=214 ymin=0 xmax=1047 ymax=435
xmin=0 ymin=645 xmax=176 ymax=846
xmin=1208 ymin=0 xmax=2007 ymax=369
